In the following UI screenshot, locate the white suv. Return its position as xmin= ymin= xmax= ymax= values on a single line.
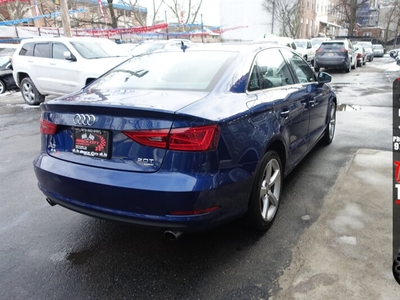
xmin=12 ymin=37 xmax=130 ymax=105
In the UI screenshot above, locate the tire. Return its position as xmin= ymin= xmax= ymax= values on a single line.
xmin=245 ymin=150 xmax=283 ymax=231
xmin=20 ymin=77 xmax=45 ymax=105
xmin=345 ymin=63 xmax=351 ymax=73
xmin=0 ymin=79 xmax=6 ymax=94
xmin=322 ymin=102 xmax=336 ymax=145
xmin=357 ymin=61 xmax=362 ymax=68
xmin=351 ymin=59 xmax=356 ymax=70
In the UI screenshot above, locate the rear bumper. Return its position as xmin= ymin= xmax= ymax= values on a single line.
xmin=34 ymin=153 xmax=251 ymax=232
xmin=314 ymin=57 xmax=349 ymax=69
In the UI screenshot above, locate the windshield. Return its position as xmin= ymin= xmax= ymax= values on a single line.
xmin=70 ymin=40 xmax=129 ymax=59
xmin=295 ymin=41 xmax=306 ymax=48
xmin=88 ymin=51 xmax=236 ymax=92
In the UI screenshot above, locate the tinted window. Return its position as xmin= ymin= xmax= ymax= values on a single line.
xmin=52 ymin=43 xmax=69 ymax=59
xmin=88 ymin=51 xmax=236 ymax=91
xmin=19 ymin=42 xmax=34 ymax=56
xmin=34 ymin=43 xmax=50 ymax=58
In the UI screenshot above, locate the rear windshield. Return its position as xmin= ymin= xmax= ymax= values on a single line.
xmin=88 ymin=51 xmax=237 ymax=91
xmin=320 ymin=42 xmax=345 ymax=49
xmin=373 ymin=45 xmax=383 ymax=49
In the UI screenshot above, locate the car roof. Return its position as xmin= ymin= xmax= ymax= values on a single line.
xmin=18 ymin=36 xmax=114 ymax=44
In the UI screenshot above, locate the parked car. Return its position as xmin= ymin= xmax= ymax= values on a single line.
xmin=33 ymin=44 xmax=337 ymax=239
xmin=130 ymin=39 xmax=196 ymax=56
xmin=354 ymin=45 xmax=366 ymax=67
xmin=253 ymin=36 xmax=298 ymax=51
xmin=0 ymin=55 xmax=18 ymax=94
xmin=356 ymin=41 xmax=374 ymax=62
xmin=117 ymin=42 xmax=139 ymax=56
xmin=390 ymin=48 xmax=400 ymax=59
xmin=314 ymin=39 xmax=357 ymax=73
xmin=0 ymin=43 xmax=18 ymax=56
xmin=372 ymin=44 xmax=384 ymax=57
xmin=294 ymin=39 xmax=315 ymax=64
xmin=12 ymin=37 xmax=131 ymax=105
xmin=0 ymin=44 xmax=18 ymax=94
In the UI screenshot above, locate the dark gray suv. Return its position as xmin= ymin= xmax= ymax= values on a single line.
xmin=314 ymin=39 xmax=357 ymax=73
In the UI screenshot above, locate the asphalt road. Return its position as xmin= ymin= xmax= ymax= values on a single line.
xmin=0 ymin=56 xmax=396 ymax=299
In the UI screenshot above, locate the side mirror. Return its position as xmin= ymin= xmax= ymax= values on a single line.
xmin=317 ymin=71 xmax=332 ymax=84
xmin=63 ymin=51 xmax=76 ymax=61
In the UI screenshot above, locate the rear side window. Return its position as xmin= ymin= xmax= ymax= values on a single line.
xmin=34 ymin=43 xmax=50 ymax=58
xmin=18 ymin=42 xmax=34 ymax=56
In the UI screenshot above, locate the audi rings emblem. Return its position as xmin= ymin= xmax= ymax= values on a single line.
xmin=73 ymin=114 xmax=97 ymax=126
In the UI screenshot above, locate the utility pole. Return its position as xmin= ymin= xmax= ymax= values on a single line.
xmin=60 ymin=0 xmax=71 ymax=37
xmin=165 ymin=11 xmax=169 ymax=40
xmin=201 ymin=14 xmax=204 ymax=43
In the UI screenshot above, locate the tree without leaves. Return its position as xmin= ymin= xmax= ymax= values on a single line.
xmin=106 ymin=0 xmax=118 ymax=28
xmin=332 ymin=0 xmax=368 ymax=36
xmin=262 ymin=0 xmax=301 ymax=38
xmin=120 ymin=0 xmax=162 ymax=26
xmin=380 ymin=0 xmax=400 ymax=48
xmin=161 ymin=0 xmax=203 ymax=27
xmin=0 ymin=1 xmax=35 ymax=22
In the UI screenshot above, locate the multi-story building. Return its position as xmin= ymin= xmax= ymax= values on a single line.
xmin=314 ymin=0 xmax=342 ymax=37
xmin=299 ymin=0 xmax=316 ymax=38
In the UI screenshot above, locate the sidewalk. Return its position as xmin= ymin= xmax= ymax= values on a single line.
xmin=273 ymin=149 xmax=400 ymax=299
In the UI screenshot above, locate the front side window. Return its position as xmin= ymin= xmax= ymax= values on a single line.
xmin=52 ymin=43 xmax=69 ymax=59
xmin=281 ymin=48 xmax=316 ymax=83
xmin=248 ymin=48 xmax=295 ymax=92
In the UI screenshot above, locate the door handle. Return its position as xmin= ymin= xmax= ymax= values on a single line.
xmin=280 ymin=110 xmax=290 ymax=118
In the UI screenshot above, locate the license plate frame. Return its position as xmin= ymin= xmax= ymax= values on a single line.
xmin=72 ymin=128 xmax=110 ymax=159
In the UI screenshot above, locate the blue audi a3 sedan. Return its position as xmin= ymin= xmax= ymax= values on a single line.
xmin=34 ymin=43 xmax=337 ymax=239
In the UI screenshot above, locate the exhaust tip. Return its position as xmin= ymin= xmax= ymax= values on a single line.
xmin=46 ymin=198 xmax=56 ymax=207
xmin=164 ymin=230 xmax=183 ymax=241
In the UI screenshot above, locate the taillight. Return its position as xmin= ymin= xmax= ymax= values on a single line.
xmin=339 ymin=47 xmax=348 ymax=53
xmin=123 ymin=125 xmax=220 ymax=151
xmin=357 ymin=53 xmax=362 ymax=58
xmin=316 ymin=48 xmax=323 ymax=53
xmin=40 ymin=119 xmax=57 ymax=135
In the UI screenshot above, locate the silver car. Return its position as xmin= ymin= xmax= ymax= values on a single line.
xmin=372 ymin=44 xmax=384 ymax=57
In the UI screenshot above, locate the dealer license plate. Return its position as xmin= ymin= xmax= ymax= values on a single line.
xmin=72 ymin=128 xmax=110 ymax=159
